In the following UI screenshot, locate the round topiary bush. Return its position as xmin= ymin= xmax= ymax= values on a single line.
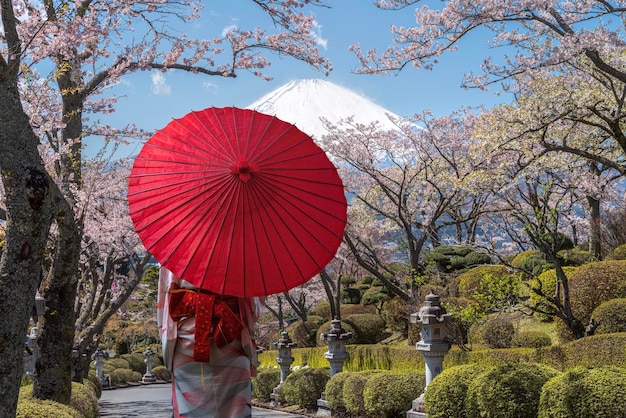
xmin=561 ymin=248 xmax=596 ymax=266
xmin=282 ymin=367 xmax=330 ymax=410
xmin=465 ymin=363 xmax=559 ymax=418
xmin=470 ymin=315 xmax=516 ymax=348
xmin=251 ymin=367 xmax=281 ymax=402
xmin=86 ymin=370 xmax=103 ymax=398
xmin=109 ymin=368 xmax=142 ymax=386
xmin=343 ymin=371 xmax=381 ymax=417
xmin=344 ymin=313 xmax=386 ymax=344
xmin=70 ymin=381 xmax=99 ymax=418
xmin=456 ymin=265 xmax=520 ymax=312
xmin=424 ymin=363 xmax=489 ymax=418
xmin=383 ymin=296 xmax=410 ymax=335
xmin=363 ymin=371 xmax=425 ymax=417
xmin=325 ymin=371 xmax=353 ymax=413
xmin=568 ymin=260 xmax=626 ymax=325
xmin=511 ymin=250 xmax=550 ymax=277
xmin=604 ymin=243 xmax=626 ymax=260
xmin=512 ymin=330 xmax=552 ymax=348
xmin=16 ymin=399 xmax=82 ymax=418
xmin=120 ymin=352 xmax=147 ymax=374
xmin=287 ymin=315 xmax=326 ymax=347
xmin=102 ymin=357 xmax=130 ymax=375
xmin=17 ymin=385 xmax=83 ymax=418
xmin=538 ymin=366 xmax=626 ymax=418
xmin=590 ymin=298 xmax=626 ymax=334
xmin=152 ymin=365 xmax=171 ymax=382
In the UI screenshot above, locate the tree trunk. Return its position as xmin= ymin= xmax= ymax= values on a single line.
xmin=587 ymin=195 xmax=602 ymax=259
xmin=0 ymin=79 xmax=55 ymax=418
xmin=34 ymin=212 xmax=81 ymax=402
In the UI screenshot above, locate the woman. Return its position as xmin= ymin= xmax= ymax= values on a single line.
xmin=157 ymin=267 xmax=263 ymax=417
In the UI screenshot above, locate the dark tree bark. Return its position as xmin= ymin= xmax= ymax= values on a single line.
xmin=0 ymin=70 xmax=55 ymax=418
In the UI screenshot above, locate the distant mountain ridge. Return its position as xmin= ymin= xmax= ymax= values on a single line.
xmin=246 ymin=78 xmax=402 ymax=139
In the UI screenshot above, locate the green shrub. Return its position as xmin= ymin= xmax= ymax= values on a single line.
xmin=457 ymin=265 xmax=520 ymax=312
xmin=511 ymin=250 xmax=550 ymax=276
xmin=605 ymin=243 xmax=626 ymax=260
xmin=539 ymin=366 xmax=626 ymax=418
xmin=361 ymin=286 xmax=391 ymax=309
xmin=16 ymin=399 xmax=82 ymax=418
xmin=465 ymin=363 xmax=559 ymax=418
xmin=120 ymin=352 xmax=148 ymax=374
xmin=282 ymin=367 xmax=330 ymax=410
xmin=471 ymin=315 xmax=516 ymax=348
xmin=324 ymin=371 xmax=353 ymax=412
xmin=383 ymin=296 xmax=410 ymax=335
xmin=152 ymin=365 xmax=171 ymax=382
xmin=86 ymin=371 xmax=102 ymax=398
xmin=344 ymin=313 xmax=386 ymax=344
xmin=287 ymin=315 xmax=326 ymax=348
xmin=512 ymin=330 xmax=552 ymax=348
xmin=70 ymin=382 xmax=99 ymax=418
xmin=424 ymin=363 xmax=488 ymax=418
xmin=103 ymin=357 xmax=130 ymax=374
xmin=425 ymin=245 xmax=491 ymax=273
xmin=363 ymin=371 xmax=425 ymax=417
xmin=568 ymin=260 xmax=626 ymax=325
xmin=109 ymin=368 xmax=142 ymax=386
xmin=591 ymin=298 xmax=626 ymax=334
xmin=560 ymin=248 xmax=596 ymax=266
xmin=343 ymin=371 xmax=381 ymax=417
xmin=251 ymin=368 xmax=281 ymax=402
xmin=310 ymin=301 xmax=332 ymax=318
xmin=17 ymin=385 xmax=82 ymax=418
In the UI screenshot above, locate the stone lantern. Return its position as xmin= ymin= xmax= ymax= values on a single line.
xmin=407 ymin=293 xmax=452 ymax=418
xmin=142 ymin=347 xmax=158 ymax=383
xmin=321 ymin=318 xmax=352 ymax=377
xmin=317 ymin=318 xmax=353 ymax=416
xmin=270 ymin=331 xmax=297 ymax=406
xmin=92 ymin=347 xmax=109 ymax=387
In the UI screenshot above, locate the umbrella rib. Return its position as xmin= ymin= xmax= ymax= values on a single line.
xmin=247 ymin=182 xmax=306 ymax=290
xmin=253 ymin=177 xmax=345 ymax=256
xmin=147 ymin=132 xmax=231 ymax=163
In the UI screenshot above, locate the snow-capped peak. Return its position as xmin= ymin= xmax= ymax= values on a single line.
xmin=246 ymin=78 xmax=402 ymax=139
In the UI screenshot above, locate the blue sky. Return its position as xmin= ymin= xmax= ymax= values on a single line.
xmin=92 ymin=1 xmax=511 ymax=158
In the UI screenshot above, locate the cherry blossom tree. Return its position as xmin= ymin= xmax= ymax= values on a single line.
xmin=319 ymin=109 xmax=490 ymax=306
xmin=0 ymin=0 xmax=332 ymax=413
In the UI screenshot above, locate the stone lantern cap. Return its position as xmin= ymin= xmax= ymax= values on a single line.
xmin=275 ymin=331 xmax=297 ymax=349
xmin=143 ymin=347 xmax=155 ymax=356
xmin=410 ymin=293 xmax=451 ymax=325
xmin=321 ymin=318 xmax=353 ymax=341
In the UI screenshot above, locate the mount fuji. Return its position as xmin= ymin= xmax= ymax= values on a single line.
xmin=246 ymin=79 xmax=403 ymax=139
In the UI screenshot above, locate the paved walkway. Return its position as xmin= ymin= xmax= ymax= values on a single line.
xmin=98 ymin=383 xmax=309 ymax=417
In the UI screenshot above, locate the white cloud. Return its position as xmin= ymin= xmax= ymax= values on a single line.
xmin=203 ymin=81 xmax=218 ymax=93
xmin=222 ymin=23 xmax=238 ymax=37
xmin=151 ymin=71 xmax=171 ymax=96
xmin=311 ymin=21 xmax=328 ymax=49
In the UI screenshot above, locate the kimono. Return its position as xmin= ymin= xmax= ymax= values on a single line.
xmin=157 ymin=267 xmax=263 ymax=418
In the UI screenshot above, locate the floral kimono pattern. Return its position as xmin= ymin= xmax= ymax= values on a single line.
xmin=157 ymin=267 xmax=263 ymax=417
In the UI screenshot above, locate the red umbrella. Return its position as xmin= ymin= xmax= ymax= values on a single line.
xmin=128 ymin=107 xmax=347 ymax=297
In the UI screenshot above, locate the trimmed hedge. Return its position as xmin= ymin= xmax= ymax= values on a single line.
xmin=251 ymin=367 xmax=281 ymax=402
xmin=465 ymin=363 xmax=559 ymax=418
xmin=343 ymin=371 xmax=381 ymax=417
xmin=325 ymin=371 xmax=353 ymax=412
xmin=539 ymin=366 xmax=626 ymax=418
xmin=591 ymin=298 xmax=626 ymax=334
xmin=424 ymin=363 xmax=488 ymax=418
xmin=283 ymin=367 xmax=330 ymax=410
xmin=363 ymin=372 xmax=425 ymax=417
xmin=512 ymin=330 xmax=552 ymax=348
xmin=17 ymin=381 xmax=99 ymax=418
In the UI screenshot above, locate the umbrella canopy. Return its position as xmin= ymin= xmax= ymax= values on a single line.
xmin=128 ymin=107 xmax=347 ymax=297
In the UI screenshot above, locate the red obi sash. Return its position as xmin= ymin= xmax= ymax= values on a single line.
xmin=169 ymin=287 xmax=245 ymax=362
